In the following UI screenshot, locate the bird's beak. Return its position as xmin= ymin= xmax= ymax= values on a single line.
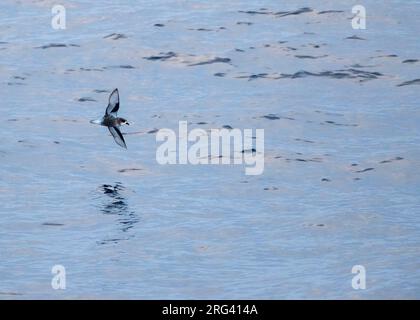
xmin=126 ymin=122 xmax=130 ymax=126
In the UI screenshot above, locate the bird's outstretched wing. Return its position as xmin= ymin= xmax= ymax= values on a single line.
xmin=108 ymin=126 xmax=127 ymax=149
xmin=105 ymin=88 xmax=119 ymax=116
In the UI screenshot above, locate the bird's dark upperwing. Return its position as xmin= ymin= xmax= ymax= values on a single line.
xmin=105 ymin=88 xmax=120 ymax=116
xmin=108 ymin=126 xmax=127 ymax=149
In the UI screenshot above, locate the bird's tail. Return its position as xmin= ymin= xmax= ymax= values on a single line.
xmin=90 ymin=119 xmax=102 ymax=125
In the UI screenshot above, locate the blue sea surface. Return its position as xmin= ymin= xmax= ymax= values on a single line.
xmin=0 ymin=0 xmax=419 ymax=299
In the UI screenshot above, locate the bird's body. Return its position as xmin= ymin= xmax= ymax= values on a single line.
xmin=101 ymin=114 xmax=128 ymax=127
xmin=90 ymin=88 xmax=129 ymax=148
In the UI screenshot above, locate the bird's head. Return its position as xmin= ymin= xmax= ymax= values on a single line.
xmin=118 ymin=118 xmax=130 ymax=126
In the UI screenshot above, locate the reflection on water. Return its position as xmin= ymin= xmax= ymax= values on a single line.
xmin=97 ymin=182 xmax=139 ymax=245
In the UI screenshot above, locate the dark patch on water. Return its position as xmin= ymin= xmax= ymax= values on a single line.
xmin=154 ymin=23 xmax=165 ymax=27
xmin=402 ymin=59 xmax=418 ymax=64
xmin=222 ymin=125 xmax=233 ymax=130
xmin=103 ymin=33 xmax=127 ymax=40
xmin=52 ymin=118 xmax=80 ymax=123
xmin=53 ymin=141 xmax=60 ymax=144
xmin=143 ymin=51 xmax=177 ymax=61
xmin=295 ymin=138 xmax=315 ymax=143
xmin=208 ymin=155 xmax=224 ymax=160
xmin=278 ymin=69 xmax=382 ymax=82
xmin=236 ymin=73 xmax=269 ymax=81
xmin=238 ymin=9 xmax=271 ymax=15
xmin=318 ymin=10 xmax=344 ymax=14
xmin=105 ymin=65 xmax=135 ymax=69
xmin=248 ymin=73 xmax=268 ymax=81
xmin=356 ymin=168 xmax=374 ymax=173
xmin=380 ymin=160 xmax=391 ymax=164
xmin=97 ymin=183 xmax=139 ymax=242
xmin=241 ymin=148 xmax=256 ymax=153
xmin=305 ymin=223 xmax=326 ymax=227
xmin=321 ymin=178 xmax=331 ymax=182
xmin=93 ymin=89 xmax=109 ymax=93
xmin=323 ymin=120 xmax=358 ymax=127
xmin=379 ymin=156 xmax=404 ymax=164
xmin=35 ymin=43 xmax=80 ymax=49
xmin=264 ymin=187 xmax=279 ymax=191
xmin=315 ymin=110 xmax=344 ymax=117
xmin=295 ymin=54 xmax=328 ymax=59
xmin=42 ymin=222 xmax=64 ymax=226
xmin=188 ymin=57 xmax=231 ymax=66
xmin=275 ymin=7 xmax=313 ymax=18
xmin=214 ymin=72 xmax=226 ymax=77
xmin=349 ymin=64 xmax=376 ymax=68
xmin=7 ymin=82 xmax=26 ymax=86
xmin=118 ymin=168 xmax=142 ymax=173
xmin=147 ymin=128 xmax=159 ymax=134
xmin=373 ymin=54 xmax=398 ymax=59
xmin=345 ymin=35 xmax=366 ymax=40
xmin=13 ymin=76 xmax=26 ymax=80
xmin=98 ymin=184 xmax=138 ymax=230
xmin=97 ymin=238 xmax=121 ymax=245
xmin=0 ymin=292 xmax=23 ymax=296
xmin=397 ymin=79 xmax=420 ymax=87
xmin=79 ymin=67 xmax=103 ymax=72
xmin=261 ymin=114 xmax=295 ymax=121
xmin=189 ymin=28 xmax=213 ymax=32
xmin=236 ymin=69 xmax=375 ymax=81
xmin=237 ymin=21 xmax=253 ymax=25
xmin=101 ymin=183 xmax=123 ymax=196
xmin=121 ymin=131 xmax=142 ymax=136
xmin=262 ymin=114 xmax=280 ymax=120
xmin=285 ymin=157 xmax=322 ymax=163
xmin=77 ymin=97 xmax=96 ymax=102
xmin=239 ymin=7 xmax=312 ymax=17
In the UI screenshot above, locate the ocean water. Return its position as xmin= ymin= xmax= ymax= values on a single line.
xmin=0 ymin=0 xmax=419 ymax=299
